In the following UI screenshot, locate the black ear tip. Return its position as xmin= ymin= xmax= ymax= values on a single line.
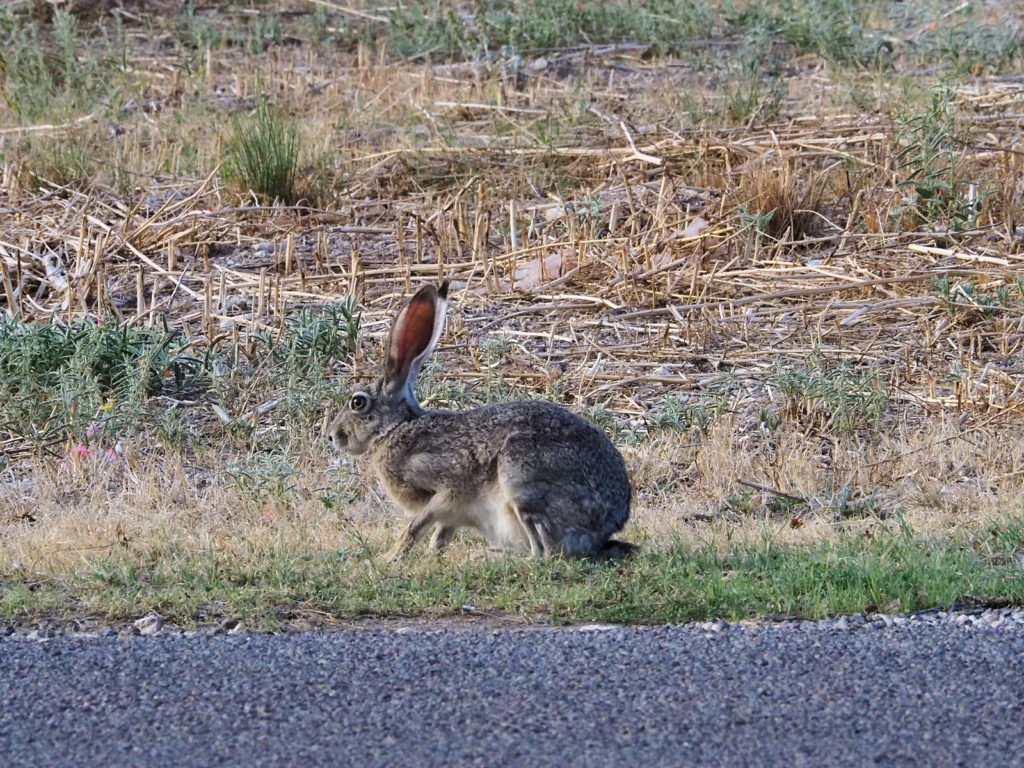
xmin=438 ymin=281 xmax=450 ymax=300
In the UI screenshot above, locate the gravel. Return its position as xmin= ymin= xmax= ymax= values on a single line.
xmin=1 ymin=608 xmax=1023 ymax=767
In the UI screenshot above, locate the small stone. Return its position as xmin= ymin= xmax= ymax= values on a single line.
xmin=221 ymin=618 xmax=241 ymax=633
xmin=134 ymin=613 xmax=163 ymax=636
xmin=834 ymin=616 xmax=849 ymax=631
xmin=1 ymin=625 xmax=14 ymax=637
xmin=578 ymin=624 xmax=618 ymax=632
xmin=100 ymin=627 xmax=117 ymax=638
xmin=954 ymin=613 xmax=971 ymax=626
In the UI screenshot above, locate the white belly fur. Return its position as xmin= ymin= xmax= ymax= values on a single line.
xmin=382 ymin=473 xmax=531 ymax=552
xmin=446 ymin=486 xmax=530 ymax=552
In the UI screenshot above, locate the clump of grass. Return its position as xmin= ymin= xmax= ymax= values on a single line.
xmin=720 ymin=43 xmax=786 ymax=125
xmin=228 ymin=453 xmax=301 ymax=506
xmin=17 ymin=136 xmax=96 ymax=190
xmin=0 ymin=301 xmax=359 ymax=454
xmin=244 ymin=300 xmax=360 ymax=423
xmin=222 ymin=93 xmax=301 ymax=205
xmin=731 ymin=155 xmax=830 ymax=243
xmin=915 ymin=13 xmax=1022 ymax=76
xmin=774 ymin=0 xmax=880 ymax=64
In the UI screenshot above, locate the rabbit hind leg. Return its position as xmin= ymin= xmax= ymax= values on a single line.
xmin=511 ymin=502 xmax=560 ymax=557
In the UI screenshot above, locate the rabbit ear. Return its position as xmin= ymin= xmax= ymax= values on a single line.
xmin=383 ymin=282 xmax=449 ymax=405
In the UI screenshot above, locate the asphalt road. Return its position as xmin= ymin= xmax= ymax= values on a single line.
xmin=2 ymin=620 xmax=1023 ymax=767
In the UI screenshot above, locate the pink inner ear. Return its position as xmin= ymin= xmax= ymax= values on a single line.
xmin=395 ymin=293 xmax=435 ymax=366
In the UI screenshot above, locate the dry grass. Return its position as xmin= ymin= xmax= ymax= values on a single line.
xmin=1 ymin=1 xmax=1023 ymax=621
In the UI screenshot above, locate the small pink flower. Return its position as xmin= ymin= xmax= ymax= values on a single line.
xmin=74 ymin=443 xmax=90 ymax=459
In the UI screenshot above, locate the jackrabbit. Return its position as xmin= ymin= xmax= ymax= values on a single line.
xmin=328 ymin=283 xmax=632 ymax=560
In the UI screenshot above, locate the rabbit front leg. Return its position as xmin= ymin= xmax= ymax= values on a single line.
xmin=385 ymin=492 xmax=453 ymax=562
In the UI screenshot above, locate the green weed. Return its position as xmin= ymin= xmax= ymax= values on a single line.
xmin=228 ymin=453 xmax=301 ymax=506
xmin=0 ymin=301 xmax=358 ymax=452
xmin=649 ymin=391 xmax=731 ymax=438
xmin=19 ymin=137 xmax=96 ymax=190
xmin=932 ymin=275 xmax=1008 ymax=324
xmin=0 ymin=317 xmax=202 ymax=446
xmin=893 ymin=86 xmax=981 ymax=231
xmin=724 ymin=64 xmax=785 ymax=125
xmin=770 ymin=354 xmax=889 ymax=436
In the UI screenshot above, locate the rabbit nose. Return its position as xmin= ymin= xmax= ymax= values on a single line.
xmin=327 ymin=421 xmax=348 ymax=450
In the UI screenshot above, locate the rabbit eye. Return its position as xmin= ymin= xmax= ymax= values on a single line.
xmin=349 ymin=393 xmax=371 ymax=413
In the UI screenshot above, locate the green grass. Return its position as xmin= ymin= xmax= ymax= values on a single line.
xmin=3 ymin=0 xmax=1020 ymax=133
xmin=385 ymin=0 xmax=712 ymax=60
xmin=0 ymin=6 xmax=133 ymax=123
xmin=3 ymin=518 xmax=1023 ymax=629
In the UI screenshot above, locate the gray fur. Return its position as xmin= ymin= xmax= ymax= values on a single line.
xmin=328 ymin=284 xmax=632 ymax=559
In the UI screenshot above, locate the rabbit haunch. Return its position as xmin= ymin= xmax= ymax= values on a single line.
xmin=328 ymin=283 xmax=632 ymax=559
